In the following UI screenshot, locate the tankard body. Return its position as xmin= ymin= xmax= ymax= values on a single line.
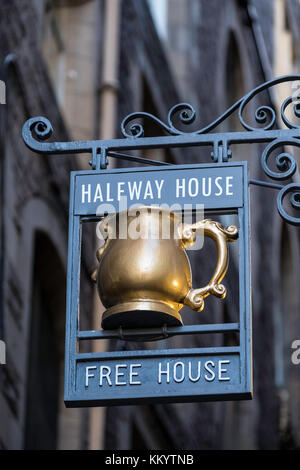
xmin=93 ymin=206 xmax=238 ymax=330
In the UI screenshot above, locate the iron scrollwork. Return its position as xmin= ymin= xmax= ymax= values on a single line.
xmin=121 ymin=75 xmax=300 ymax=136
xmin=121 ymin=74 xmax=300 ymax=226
xmin=22 ymin=75 xmax=300 ymax=225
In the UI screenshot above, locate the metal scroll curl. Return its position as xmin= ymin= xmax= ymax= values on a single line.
xmin=23 ymin=75 xmax=300 ymax=150
xmin=277 ymin=184 xmax=300 ymax=226
xmin=21 ymin=76 xmax=300 ymax=226
xmin=23 ymin=116 xmax=62 ymax=154
xmin=121 ymin=75 xmax=300 ymax=137
xmin=22 ymin=116 xmax=99 ymax=156
xmin=261 ymin=138 xmax=299 ymax=181
xmin=28 ymin=116 xmax=53 ymax=141
xmin=261 ymin=138 xmax=300 ymax=225
xmin=281 ymin=95 xmax=300 ymax=130
xmin=120 ymin=103 xmax=197 ymax=138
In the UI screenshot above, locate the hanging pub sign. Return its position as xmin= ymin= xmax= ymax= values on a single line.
xmin=63 ymin=162 xmax=252 ymax=406
xmin=22 ymin=76 xmax=300 ymax=407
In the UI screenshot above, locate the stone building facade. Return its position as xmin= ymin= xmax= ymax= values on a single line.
xmin=0 ymin=0 xmax=300 ymax=450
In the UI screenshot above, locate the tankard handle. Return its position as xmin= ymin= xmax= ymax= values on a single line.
xmin=179 ymin=219 xmax=238 ymax=312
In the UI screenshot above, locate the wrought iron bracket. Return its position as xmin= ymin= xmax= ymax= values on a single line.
xmin=22 ymin=75 xmax=300 ymax=225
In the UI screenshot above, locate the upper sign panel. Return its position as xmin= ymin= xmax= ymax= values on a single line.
xmin=73 ymin=164 xmax=245 ymax=216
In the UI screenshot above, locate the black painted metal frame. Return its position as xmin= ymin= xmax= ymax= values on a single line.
xmin=64 ymin=162 xmax=251 ymax=406
xmin=21 ymin=75 xmax=300 ymax=406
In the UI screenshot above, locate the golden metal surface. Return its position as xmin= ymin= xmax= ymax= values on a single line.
xmin=180 ymin=219 xmax=238 ymax=312
xmin=92 ymin=206 xmax=238 ymax=329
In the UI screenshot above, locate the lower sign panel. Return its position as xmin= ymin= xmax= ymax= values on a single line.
xmin=64 ymin=352 xmax=251 ymax=407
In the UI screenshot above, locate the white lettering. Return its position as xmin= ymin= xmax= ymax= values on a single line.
xmin=226 ymin=176 xmax=233 ymax=195
xmin=215 ymin=176 xmax=223 ymax=196
xmin=202 ymin=177 xmax=212 ymax=197
xmin=93 ymin=183 xmax=103 ymax=203
xmin=188 ymin=178 xmax=199 ymax=197
xmin=85 ymin=366 xmax=96 ymax=387
xmin=173 ymin=362 xmax=185 ymax=383
xmin=106 ymin=456 xmax=140 ymax=467
xmin=129 ymin=364 xmax=142 ymax=385
xmin=291 ymin=340 xmax=300 ymax=365
xmin=106 ymin=183 xmax=113 ymax=201
xmin=204 ymin=360 xmax=215 ymax=381
xmin=84 ymin=358 xmax=234 ymax=389
xmin=158 ymin=362 xmax=170 ymax=384
xmin=115 ymin=364 xmax=127 ymax=386
xmin=155 ymin=179 xmax=164 ymax=199
xmin=176 ymin=178 xmax=185 ymax=198
xmin=0 ymin=340 xmax=5 ymax=365
xmin=218 ymin=360 xmax=230 ymax=381
xmin=143 ymin=180 xmax=154 ymax=199
xmin=99 ymin=365 xmax=112 ymax=386
xmin=0 ymin=80 xmax=6 ymax=105
xmin=82 ymin=184 xmax=91 ymax=203
xmin=128 ymin=181 xmax=143 ymax=200
xmin=188 ymin=361 xmax=201 ymax=382
xmin=117 ymin=182 xmax=125 ymax=201
xmin=81 ymin=174 xmax=236 ymax=206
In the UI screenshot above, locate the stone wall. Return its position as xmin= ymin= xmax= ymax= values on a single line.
xmin=0 ymin=0 xmax=95 ymax=449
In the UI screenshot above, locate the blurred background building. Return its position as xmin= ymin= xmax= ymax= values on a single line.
xmin=0 ymin=0 xmax=300 ymax=450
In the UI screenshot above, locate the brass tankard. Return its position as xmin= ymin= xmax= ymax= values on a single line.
xmin=92 ymin=206 xmax=238 ymax=330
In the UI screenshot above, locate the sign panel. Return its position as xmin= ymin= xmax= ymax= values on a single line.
xmin=74 ymin=164 xmax=244 ymax=215
xmin=72 ymin=352 xmax=243 ymax=406
xmin=64 ymin=162 xmax=252 ymax=407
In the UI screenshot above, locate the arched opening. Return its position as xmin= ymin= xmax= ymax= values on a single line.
xmin=24 ymin=230 xmax=66 ymax=449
